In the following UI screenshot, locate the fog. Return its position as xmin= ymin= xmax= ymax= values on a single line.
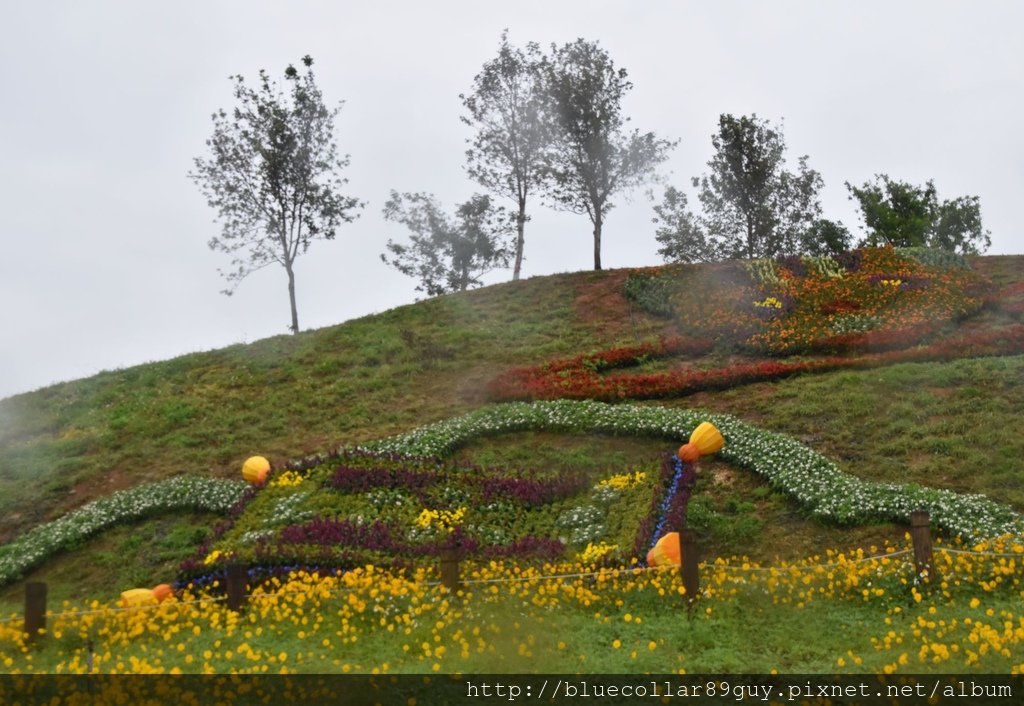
xmin=1 ymin=0 xmax=1021 ymax=399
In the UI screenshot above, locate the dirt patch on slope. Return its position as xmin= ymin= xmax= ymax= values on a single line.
xmin=573 ymin=269 xmax=672 ymax=340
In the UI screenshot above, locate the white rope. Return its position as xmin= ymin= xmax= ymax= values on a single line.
xmin=935 ymin=546 xmax=1024 ymax=559
xmin=458 ymin=565 xmax=655 ymax=586
xmin=5 ymin=543 xmax=1022 ymax=625
xmin=702 ymin=548 xmax=914 ymax=574
xmin=31 ymin=596 xmax=228 ymax=621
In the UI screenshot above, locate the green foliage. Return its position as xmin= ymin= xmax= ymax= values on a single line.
xmin=657 ymin=114 xmax=824 ymax=262
xmin=743 ymin=258 xmax=782 ymax=286
xmin=381 ymin=191 xmax=514 ymax=296
xmin=846 ymin=174 xmax=991 ymax=255
xmin=800 ymin=254 xmax=845 ymax=279
xmin=461 ymin=30 xmax=552 ymax=280
xmin=897 ymin=246 xmax=968 ymax=270
xmin=623 ymin=270 xmax=678 ymax=317
xmin=190 ymin=55 xmax=362 ymax=334
xmin=652 ymin=186 xmax=713 ymax=263
xmin=542 ymin=38 xmax=676 ymax=270
xmin=800 ymin=218 xmax=853 ymax=257
xmin=686 ymin=494 xmax=763 ymax=554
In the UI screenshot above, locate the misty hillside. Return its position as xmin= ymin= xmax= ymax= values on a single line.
xmin=1 ymin=253 xmax=1022 ymax=607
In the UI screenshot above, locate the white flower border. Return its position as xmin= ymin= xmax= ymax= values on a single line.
xmin=5 ymin=400 xmax=1018 ymax=586
xmin=362 ymin=400 xmax=1024 ymax=542
xmin=0 ymin=476 xmax=246 ymax=585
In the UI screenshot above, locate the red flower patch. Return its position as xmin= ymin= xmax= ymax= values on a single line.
xmin=487 ymin=325 xmax=1024 ymax=402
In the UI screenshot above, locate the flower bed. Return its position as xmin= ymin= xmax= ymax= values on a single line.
xmin=624 ymin=247 xmax=988 ymax=356
xmin=486 ymin=335 xmax=713 ymax=400
xmin=492 ymin=249 xmax=1016 ymax=403
xmin=187 ymin=447 xmax=640 ymax=576
xmin=747 ymin=248 xmax=986 ymax=354
xmin=4 ymin=538 xmax=1024 ymax=674
xmin=488 ymin=324 xmax=1024 ymax=402
xmin=363 ymin=400 xmax=1024 ymax=542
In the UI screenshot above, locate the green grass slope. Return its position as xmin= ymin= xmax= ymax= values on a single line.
xmin=1 ymin=255 xmax=1022 ymax=606
xmin=0 ymin=271 xmax=661 ymax=541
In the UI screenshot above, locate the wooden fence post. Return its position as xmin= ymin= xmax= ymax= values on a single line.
xmin=679 ymin=530 xmax=700 ymax=610
xmin=909 ymin=510 xmax=934 ymax=582
xmin=24 ymin=581 xmax=47 ymax=641
xmin=440 ymin=548 xmax=461 ymax=592
xmin=225 ymin=563 xmax=249 ymax=611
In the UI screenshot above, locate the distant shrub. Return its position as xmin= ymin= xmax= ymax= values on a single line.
xmin=743 ymin=258 xmax=782 ymax=286
xmin=897 ymin=246 xmax=968 ymax=270
xmin=802 ymin=255 xmax=845 ymax=279
xmin=624 ymin=271 xmax=676 ymax=317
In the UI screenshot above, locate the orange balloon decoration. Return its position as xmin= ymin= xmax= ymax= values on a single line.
xmin=152 ymin=584 xmax=174 ymax=602
xmin=677 ymin=444 xmax=701 ymax=463
xmin=646 ymin=532 xmax=681 ymax=567
xmin=678 ymin=421 xmax=724 ymax=462
xmin=120 ymin=583 xmax=174 ymax=608
xmin=242 ymin=456 xmax=271 ymax=485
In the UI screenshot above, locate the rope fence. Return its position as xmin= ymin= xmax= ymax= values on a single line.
xmin=5 ymin=510 xmax=1024 ymax=638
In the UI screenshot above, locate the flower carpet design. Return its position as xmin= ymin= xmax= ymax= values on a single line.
xmin=8 ymin=401 xmax=1020 ymax=590
xmin=488 ymin=248 xmax=1024 ymax=402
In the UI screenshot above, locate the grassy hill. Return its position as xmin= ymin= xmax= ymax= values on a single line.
xmin=1 ymin=251 xmax=1023 ymax=675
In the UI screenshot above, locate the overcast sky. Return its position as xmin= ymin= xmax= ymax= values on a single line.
xmin=1 ymin=1 xmax=1021 ymax=400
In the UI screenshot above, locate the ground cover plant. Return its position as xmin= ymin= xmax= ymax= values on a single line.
xmin=0 ymin=477 xmax=246 ymax=586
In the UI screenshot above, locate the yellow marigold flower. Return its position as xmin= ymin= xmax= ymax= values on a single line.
xmin=578 ymin=542 xmax=618 ymax=564
xmin=596 ymin=471 xmax=646 ymax=492
xmin=415 ymin=507 xmax=466 ymax=532
xmin=269 ymin=470 xmax=305 ymax=487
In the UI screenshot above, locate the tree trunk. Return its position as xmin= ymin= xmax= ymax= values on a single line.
xmin=593 ymin=214 xmax=603 ymax=271
xmin=286 ymin=264 xmax=299 ymax=334
xmin=513 ymin=204 xmax=526 ymax=281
